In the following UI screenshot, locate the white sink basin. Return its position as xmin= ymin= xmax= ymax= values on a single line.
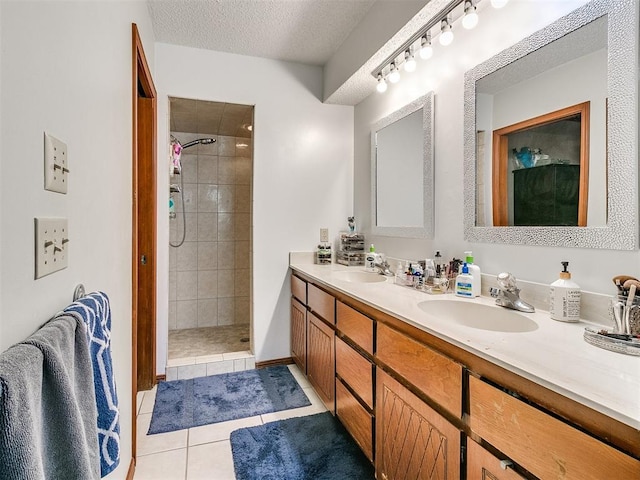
xmin=333 ymin=271 xmax=388 ymax=283
xmin=417 ymin=299 xmax=538 ymax=333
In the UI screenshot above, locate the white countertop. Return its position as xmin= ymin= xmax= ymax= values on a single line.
xmin=290 ymin=258 xmax=640 ymax=430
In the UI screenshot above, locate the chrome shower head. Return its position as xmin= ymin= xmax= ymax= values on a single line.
xmin=180 ymin=137 xmax=216 ymax=149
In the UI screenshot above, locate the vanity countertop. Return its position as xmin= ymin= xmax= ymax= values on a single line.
xmin=289 ymin=257 xmax=640 ymax=430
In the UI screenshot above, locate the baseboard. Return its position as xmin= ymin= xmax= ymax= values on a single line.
xmin=126 ymin=457 xmax=135 ymax=480
xmin=256 ymin=357 xmax=293 ymax=368
xmin=156 ymin=374 xmax=166 ymax=383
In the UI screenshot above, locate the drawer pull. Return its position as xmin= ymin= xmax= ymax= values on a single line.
xmin=500 ymin=459 xmax=514 ymax=470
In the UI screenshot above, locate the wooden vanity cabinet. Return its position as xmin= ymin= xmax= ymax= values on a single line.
xmin=469 ymin=375 xmax=640 ymax=479
xmin=307 ymin=310 xmax=335 ymax=413
xmin=376 ymin=369 xmax=461 ymax=480
xmin=466 ymin=439 xmax=526 ymax=480
xmin=290 ymin=274 xmax=307 ymax=374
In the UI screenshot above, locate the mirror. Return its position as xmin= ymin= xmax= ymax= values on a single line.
xmin=371 ymin=91 xmax=434 ymax=238
xmin=464 ymin=0 xmax=638 ymax=249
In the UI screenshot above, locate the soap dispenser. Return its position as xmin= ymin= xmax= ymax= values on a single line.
xmin=455 ymin=263 xmax=474 ymax=298
xmin=365 ymin=244 xmax=377 ymax=272
xmin=549 ymin=261 xmax=581 ymax=322
xmin=464 ymin=251 xmax=481 ymax=297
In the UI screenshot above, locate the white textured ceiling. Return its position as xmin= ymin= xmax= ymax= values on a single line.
xmin=147 ymin=0 xmax=377 ymax=66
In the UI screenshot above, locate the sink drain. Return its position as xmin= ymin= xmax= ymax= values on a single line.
xmin=240 ymin=337 xmax=250 ymax=343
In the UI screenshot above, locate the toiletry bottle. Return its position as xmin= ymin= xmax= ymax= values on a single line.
xmin=455 ymin=263 xmax=474 ymax=298
xmin=464 ymin=251 xmax=481 ymax=297
xmin=549 ymin=261 xmax=581 ymax=322
xmin=365 ymin=244 xmax=377 ymax=272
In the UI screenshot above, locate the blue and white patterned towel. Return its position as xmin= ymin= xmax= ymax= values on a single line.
xmin=63 ymin=292 xmax=120 ymax=477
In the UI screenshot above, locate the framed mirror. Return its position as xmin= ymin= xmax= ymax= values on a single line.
xmin=371 ymin=91 xmax=434 ymax=238
xmin=463 ymin=0 xmax=638 ymax=250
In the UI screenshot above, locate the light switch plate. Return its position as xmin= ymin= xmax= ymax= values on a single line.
xmin=320 ymin=228 xmax=329 ymax=243
xmin=34 ymin=217 xmax=69 ymax=279
xmin=44 ymin=132 xmax=68 ymax=194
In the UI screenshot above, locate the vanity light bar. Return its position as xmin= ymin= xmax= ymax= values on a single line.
xmin=373 ymin=0 xmax=506 ymax=92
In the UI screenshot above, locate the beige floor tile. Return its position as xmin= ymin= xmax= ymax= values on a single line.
xmin=136 ymin=390 xmax=145 ymax=416
xmin=287 ymin=364 xmax=311 ymax=388
xmin=188 ymin=415 xmax=263 ymax=446
xmin=134 ymin=448 xmax=187 ymax=480
xmin=186 ymin=441 xmax=236 ymax=480
xmin=137 ymin=413 xmax=188 ymax=456
xmin=139 ymin=386 xmax=157 ymax=415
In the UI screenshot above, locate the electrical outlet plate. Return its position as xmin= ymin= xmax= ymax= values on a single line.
xmin=34 ymin=217 xmax=69 ymax=279
xmin=44 ymin=132 xmax=68 ymax=194
xmin=320 ymin=228 xmax=329 ymax=243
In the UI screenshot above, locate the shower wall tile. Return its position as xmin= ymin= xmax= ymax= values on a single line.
xmin=169 ymin=245 xmax=177 ymax=271
xmin=218 ymin=213 xmax=235 ymax=241
xmin=218 ymin=136 xmax=236 ymax=156
xmin=197 ymin=242 xmax=218 ymax=270
xmin=235 ymin=213 xmax=250 ymax=241
xmin=197 ymin=213 xmax=217 ymax=241
xmin=218 ymin=185 xmax=235 ymax=213
xmin=176 ymin=241 xmax=198 ymax=271
xmin=236 ymin=138 xmax=252 ymax=157
xmin=218 ymin=157 xmax=235 ymax=185
xmin=180 ymin=154 xmax=198 ymax=183
xmin=169 ymin=271 xmax=177 ymax=301
xmin=235 ymin=157 xmax=252 ymax=185
xmin=198 ymin=136 xmax=218 ymax=156
xmin=197 ymin=270 xmax=218 ymax=298
xmin=234 ymin=242 xmax=250 ymax=269
xmin=171 ymin=213 xmax=198 ymax=244
xmin=176 ymin=271 xmax=198 ymax=300
xmin=235 ymin=297 xmax=250 ymax=325
xmin=197 ymin=299 xmax=218 ymax=327
xmin=168 ymin=301 xmax=177 ymax=330
xmin=176 ymin=300 xmax=198 ymax=329
xmin=197 ymin=155 xmax=218 ymax=184
xmin=235 ymin=270 xmax=250 ymax=296
xmin=197 ymin=184 xmax=219 ymax=212
xmin=217 ymin=270 xmax=235 ymax=298
xmin=218 ymin=298 xmax=235 ymax=326
xmin=176 ymin=183 xmax=197 ymax=213
xmin=235 ymin=185 xmax=251 ymax=213
xmin=217 ymin=241 xmax=235 ymax=269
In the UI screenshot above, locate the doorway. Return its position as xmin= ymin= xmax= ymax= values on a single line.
xmin=167 ymin=97 xmax=253 ymax=362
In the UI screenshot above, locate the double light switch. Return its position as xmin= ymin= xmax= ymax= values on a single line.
xmin=34 ymin=217 xmax=69 ymax=279
xmin=44 ymin=132 xmax=68 ymax=194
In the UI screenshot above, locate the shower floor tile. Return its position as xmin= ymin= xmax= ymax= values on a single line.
xmin=168 ymin=324 xmax=250 ymax=360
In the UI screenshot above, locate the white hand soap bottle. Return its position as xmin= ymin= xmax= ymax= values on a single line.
xmin=464 ymin=251 xmax=481 ymax=297
xmin=549 ymin=261 xmax=581 ymax=322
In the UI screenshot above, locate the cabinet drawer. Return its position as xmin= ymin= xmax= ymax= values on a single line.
xmin=336 ymin=379 xmax=374 ymax=462
xmin=376 ymin=322 xmax=462 ymax=417
xmin=336 ymin=336 xmax=373 ymax=409
xmin=291 ymin=274 xmax=307 ymax=304
xmin=336 ymin=301 xmax=374 ymax=354
xmin=308 ymin=283 xmax=335 ymax=324
xmin=469 ymin=376 xmax=640 ymax=479
xmin=466 ymin=439 xmax=525 ymax=480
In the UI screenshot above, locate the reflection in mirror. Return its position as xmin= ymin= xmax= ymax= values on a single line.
xmin=464 ymin=0 xmax=638 ymax=249
xmin=371 ymin=92 xmax=434 ymax=238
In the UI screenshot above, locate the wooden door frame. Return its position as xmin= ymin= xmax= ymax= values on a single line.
xmin=131 ymin=23 xmax=157 ymax=466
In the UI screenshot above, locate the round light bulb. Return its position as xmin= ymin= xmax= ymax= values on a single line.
xmin=491 ymin=0 xmax=508 ymax=8
xmin=388 ymin=65 xmax=401 ymax=83
xmin=440 ymin=29 xmax=454 ymax=46
xmin=419 ymin=43 xmax=433 ymax=60
xmin=462 ymin=8 xmax=479 ymax=29
xmin=404 ymin=55 xmax=417 ymax=72
xmin=376 ymin=76 xmax=388 ymax=93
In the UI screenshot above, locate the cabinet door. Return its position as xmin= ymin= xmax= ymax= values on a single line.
xmin=376 ymin=369 xmax=461 ymax=480
xmin=307 ymin=312 xmax=335 ymax=413
xmin=290 ymin=297 xmax=307 ymax=374
xmin=466 ymin=439 xmax=525 ymax=480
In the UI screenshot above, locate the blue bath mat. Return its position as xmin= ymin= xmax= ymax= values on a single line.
xmin=148 ymin=366 xmax=311 ymax=434
xmin=230 ymin=412 xmax=374 ymax=480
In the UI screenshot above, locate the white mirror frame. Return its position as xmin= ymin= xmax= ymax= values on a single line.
xmin=463 ymin=0 xmax=638 ymax=250
xmin=371 ymin=91 xmax=435 ymax=238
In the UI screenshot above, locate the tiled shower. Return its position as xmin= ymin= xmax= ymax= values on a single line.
xmin=168 ymin=98 xmax=253 ymax=360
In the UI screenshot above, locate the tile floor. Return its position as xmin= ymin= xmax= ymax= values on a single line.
xmin=133 ymin=364 xmax=326 ymax=480
xmin=168 ymin=325 xmax=250 ymax=359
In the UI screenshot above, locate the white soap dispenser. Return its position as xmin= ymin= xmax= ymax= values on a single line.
xmin=549 ymin=261 xmax=581 ymax=322
xmin=464 ymin=251 xmax=481 ymax=297
xmin=455 ymin=263 xmax=474 ymax=298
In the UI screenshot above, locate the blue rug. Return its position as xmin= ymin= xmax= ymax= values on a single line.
xmin=148 ymin=366 xmax=311 ymax=434
xmin=230 ymin=412 xmax=375 ymax=480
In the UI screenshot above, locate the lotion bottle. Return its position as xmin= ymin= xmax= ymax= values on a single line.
xmin=365 ymin=244 xmax=377 ymax=272
xmin=464 ymin=251 xmax=481 ymax=297
xmin=549 ymin=261 xmax=581 ymax=322
xmin=455 ymin=263 xmax=474 ymax=298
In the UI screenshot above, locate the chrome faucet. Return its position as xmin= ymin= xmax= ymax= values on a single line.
xmin=374 ymin=259 xmax=394 ymax=276
xmin=490 ymin=272 xmax=535 ymax=313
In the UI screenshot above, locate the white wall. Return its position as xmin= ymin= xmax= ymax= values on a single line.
xmin=355 ymin=0 xmax=639 ymax=294
xmin=0 ymin=2 xmax=155 ymax=478
xmin=155 ymin=44 xmax=354 ymax=368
